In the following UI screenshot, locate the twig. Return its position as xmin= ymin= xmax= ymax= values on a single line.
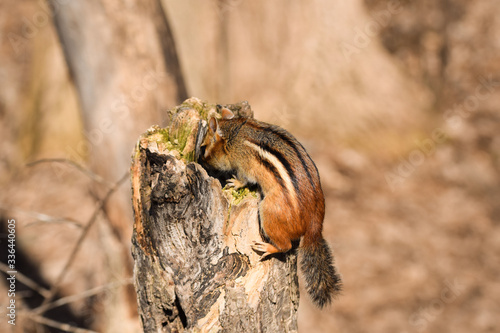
xmin=0 ymin=262 xmax=51 ymax=298
xmin=39 ymin=173 xmax=129 ymax=309
xmin=25 ymin=218 xmax=83 ymax=229
xmin=26 ymin=158 xmax=115 ymax=188
xmin=33 ymin=278 xmax=133 ymax=314
xmin=26 ymin=313 xmax=98 ymax=333
xmin=0 ymin=206 xmax=83 ymax=229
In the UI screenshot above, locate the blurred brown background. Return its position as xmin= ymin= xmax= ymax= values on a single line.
xmin=1 ymin=0 xmax=499 ymax=332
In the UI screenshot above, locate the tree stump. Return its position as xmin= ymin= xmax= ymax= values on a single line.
xmin=131 ymin=98 xmax=299 ymax=333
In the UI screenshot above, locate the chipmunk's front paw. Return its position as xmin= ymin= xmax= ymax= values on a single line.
xmin=226 ymin=176 xmax=245 ymax=190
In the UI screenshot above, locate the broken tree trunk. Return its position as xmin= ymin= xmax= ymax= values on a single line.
xmin=131 ymin=98 xmax=299 ymax=332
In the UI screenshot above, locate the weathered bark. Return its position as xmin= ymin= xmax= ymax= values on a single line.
xmin=131 ymin=98 xmax=299 ymax=332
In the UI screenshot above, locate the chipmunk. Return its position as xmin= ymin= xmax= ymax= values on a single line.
xmin=200 ymin=107 xmax=342 ymax=308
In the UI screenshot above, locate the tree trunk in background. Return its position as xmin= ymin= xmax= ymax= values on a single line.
xmin=48 ymin=0 xmax=187 ymax=240
xmin=48 ymin=0 xmax=187 ymax=330
xmin=131 ymin=100 xmax=299 ymax=332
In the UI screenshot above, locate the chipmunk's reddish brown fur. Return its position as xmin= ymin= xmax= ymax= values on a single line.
xmin=201 ymin=108 xmax=342 ymax=308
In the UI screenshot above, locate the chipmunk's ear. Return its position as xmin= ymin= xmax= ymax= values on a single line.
xmin=221 ymin=107 xmax=234 ymax=120
xmin=208 ymin=116 xmax=225 ymax=139
xmin=209 ymin=116 xmax=218 ymax=133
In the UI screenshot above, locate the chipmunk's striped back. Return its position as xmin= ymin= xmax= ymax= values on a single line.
xmin=201 ymin=109 xmax=342 ymax=308
xmin=223 ymin=118 xmax=323 ymax=223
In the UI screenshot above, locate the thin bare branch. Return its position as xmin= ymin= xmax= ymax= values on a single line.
xmin=26 ymin=313 xmax=98 ymax=333
xmin=0 ymin=262 xmax=51 ymax=298
xmin=26 ymin=158 xmax=115 ymax=188
xmin=34 ymin=278 xmax=133 ymax=314
xmin=24 ymin=219 xmax=83 ymax=229
xmin=39 ymin=173 xmax=129 ymax=309
xmin=0 ymin=206 xmax=83 ymax=229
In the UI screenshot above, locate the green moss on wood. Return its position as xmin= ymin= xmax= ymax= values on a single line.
xmin=224 ymin=187 xmax=257 ymax=205
xmin=136 ymin=97 xmax=245 ymax=164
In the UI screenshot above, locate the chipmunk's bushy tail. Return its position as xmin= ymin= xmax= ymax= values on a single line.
xmin=300 ymin=237 xmax=342 ymax=308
